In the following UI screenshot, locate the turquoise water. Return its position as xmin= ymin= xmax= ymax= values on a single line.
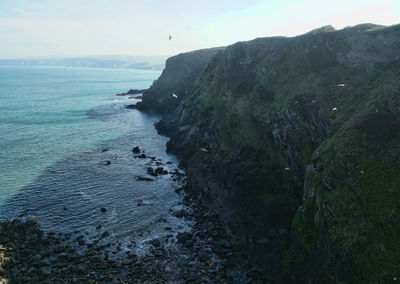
xmin=0 ymin=66 xmax=191 ymax=258
xmin=0 ymin=66 xmax=159 ymax=205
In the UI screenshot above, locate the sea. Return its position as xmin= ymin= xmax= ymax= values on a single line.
xmin=0 ymin=66 xmax=189 ymax=254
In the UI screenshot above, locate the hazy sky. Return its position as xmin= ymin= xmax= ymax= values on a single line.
xmin=0 ymin=0 xmax=399 ymax=58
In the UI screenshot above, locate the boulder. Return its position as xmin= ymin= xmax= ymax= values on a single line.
xmin=132 ymin=146 xmax=141 ymax=153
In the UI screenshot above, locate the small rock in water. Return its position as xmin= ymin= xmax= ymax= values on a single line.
xmin=76 ymin=235 xmax=85 ymax=246
xmin=147 ymin=167 xmax=158 ymax=177
xmin=135 ymin=154 xmax=147 ymax=159
xmin=101 ymin=231 xmax=110 ymax=238
xmin=100 ymin=207 xmax=107 ymax=213
xmin=173 ymin=209 xmax=187 ymax=218
xmin=184 ymin=239 xmax=194 ymax=247
xmin=148 ymin=238 xmax=161 ymax=248
xmin=136 ymin=176 xmax=154 ymax=181
xmin=132 ymin=146 xmax=141 ymax=153
xmin=155 ymin=167 xmax=168 ymax=175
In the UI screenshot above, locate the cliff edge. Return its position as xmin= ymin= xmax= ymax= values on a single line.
xmin=134 ymin=47 xmax=224 ymax=113
xmin=144 ymin=23 xmax=400 ymax=282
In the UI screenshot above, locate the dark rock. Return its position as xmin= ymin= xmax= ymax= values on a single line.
xmin=101 ymin=231 xmax=110 ymax=238
xmin=132 ymin=146 xmax=141 ymax=153
xmin=278 ymin=228 xmax=289 ymax=237
xmin=40 ymin=266 xmax=52 ymax=275
xmin=136 ymin=176 xmax=154 ymax=181
xmin=148 ymin=238 xmax=161 ymax=248
xmin=174 ymin=188 xmax=183 ymax=193
xmin=197 ymin=249 xmax=209 ymax=261
xmin=76 ymin=263 xmax=88 ymax=274
xmin=155 ymin=167 xmax=168 ymax=175
xmin=184 ymin=240 xmax=194 ymax=247
xmin=177 ymin=232 xmax=192 ymax=243
xmin=127 ymin=89 xmax=148 ymax=95
xmin=256 ymin=238 xmax=270 ymax=245
xmin=125 ymin=104 xmax=138 ymax=109
xmin=217 ymin=239 xmax=232 ymax=248
xmin=76 ymin=235 xmax=85 ymax=246
xmin=172 ymin=209 xmax=188 ymax=218
xmin=146 ymin=167 xmax=158 ymax=176
xmin=135 ymin=154 xmax=147 ymax=159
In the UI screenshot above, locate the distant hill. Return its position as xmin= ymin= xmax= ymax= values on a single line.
xmin=0 ymin=55 xmax=169 ymax=71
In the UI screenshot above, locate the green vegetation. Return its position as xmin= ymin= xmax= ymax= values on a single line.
xmin=151 ymin=23 xmax=400 ymax=281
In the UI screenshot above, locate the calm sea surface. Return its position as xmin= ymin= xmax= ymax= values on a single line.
xmin=0 ymin=66 xmax=188 ymax=251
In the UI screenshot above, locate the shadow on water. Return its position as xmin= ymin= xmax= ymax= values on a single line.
xmin=0 ymin=104 xmax=190 ymax=246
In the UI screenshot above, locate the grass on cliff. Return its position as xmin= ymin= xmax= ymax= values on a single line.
xmin=295 ymin=126 xmax=400 ymax=282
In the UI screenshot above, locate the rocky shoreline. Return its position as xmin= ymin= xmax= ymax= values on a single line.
xmin=0 ymin=162 xmax=267 ymax=283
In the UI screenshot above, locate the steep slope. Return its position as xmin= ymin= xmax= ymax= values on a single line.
xmin=134 ymin=47 xmax=224 ymax=113
xmin=154 ymin=24 xmax=400 ymax=282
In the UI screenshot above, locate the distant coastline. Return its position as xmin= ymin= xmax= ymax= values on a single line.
xmin=0 ymin=55 xmax=169 ymax=71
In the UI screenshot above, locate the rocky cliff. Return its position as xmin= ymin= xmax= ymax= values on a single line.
xmin=134 ymin=47 xmax=224 ymax=113
xmin=147 ymin=23 xmax=400 ymax=282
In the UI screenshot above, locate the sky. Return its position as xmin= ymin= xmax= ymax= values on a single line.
xmin=0 ymin=0 xmax=399 ymax=59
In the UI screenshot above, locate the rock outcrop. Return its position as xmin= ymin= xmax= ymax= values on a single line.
xmin=143 ymin=23 xmax=400 ymax=282
xmin=135 ymin=47 xmax=225 ymax=113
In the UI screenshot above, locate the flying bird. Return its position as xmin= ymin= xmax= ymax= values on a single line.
xmin=169 ymin=35 xmax=172 ymax=40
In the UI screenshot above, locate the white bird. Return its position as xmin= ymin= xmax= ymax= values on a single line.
xmin=332 ymin=107 xmax=338 ymax=111
xmin=172 ymin=94 xmax=178 ymax=99
xmin=337 ymin=83 xmax=346 ymax=87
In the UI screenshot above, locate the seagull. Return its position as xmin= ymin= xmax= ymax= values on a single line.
xmin=337 ymin=83 xmax=346 ymax=87
xmin=172 ymin=94 xmax=178 ymax=99
xmin=169 ymin=35 xmax=172 ymax=40
xmin=332 ymin=107 xmax=338 ymax=111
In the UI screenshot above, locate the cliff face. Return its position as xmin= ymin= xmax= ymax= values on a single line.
xmin=152 ymin=24 xmax=400 ymax=282
xmin=135 ymin=47 xmax=224 ymax=113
